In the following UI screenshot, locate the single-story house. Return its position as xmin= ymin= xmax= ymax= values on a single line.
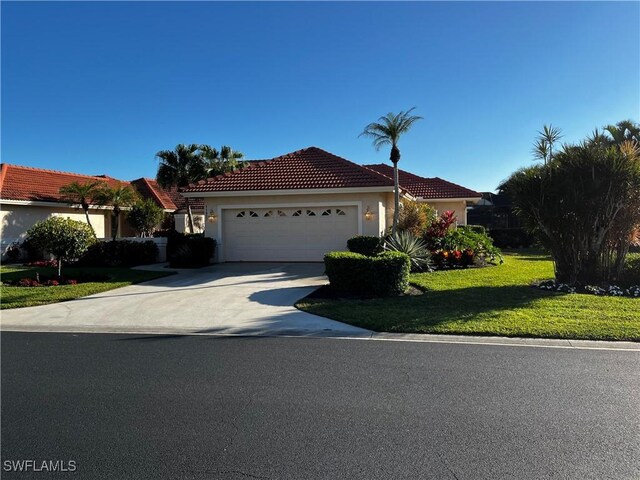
xmin=0 ymin=164 xmax=198 ymax=256
xmin=182 ymin=147 xmax=481 ymax=262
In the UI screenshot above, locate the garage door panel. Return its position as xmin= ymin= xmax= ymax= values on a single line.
xmin=222 ymin=206 xmax=358 ymax=262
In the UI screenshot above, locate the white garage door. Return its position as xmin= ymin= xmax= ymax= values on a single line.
xmin=222 ymin=206 xmax=359 ymax=261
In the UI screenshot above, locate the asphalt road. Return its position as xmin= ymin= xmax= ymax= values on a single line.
xmin=1 ymin=333 xmax=639 ymax=480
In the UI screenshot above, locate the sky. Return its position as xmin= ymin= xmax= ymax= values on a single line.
xmin=2 ymin=1 xmax=639 ymax=193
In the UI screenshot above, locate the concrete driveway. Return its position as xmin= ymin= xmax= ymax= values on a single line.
xmin=0 ymin=263 xmax=370 ymax=336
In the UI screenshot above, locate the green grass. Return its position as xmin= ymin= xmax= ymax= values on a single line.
xmin=1 ymin=265 xmax=174 ymax=309
xmin=297 ymin=251 xmax=640 ymax=341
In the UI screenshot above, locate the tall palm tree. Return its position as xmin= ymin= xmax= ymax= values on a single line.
xmin=360 ymin=108 xmax=423 ymax=235
xmin=94 ymin=184 xmax=139 ymax=241
xmin=59 ymin=180 xmax=104 ymax=237
xmin=155 ymin=144 xmax=207 ymax=233
xmin=199 ymin=145 xmax=246 ymax=177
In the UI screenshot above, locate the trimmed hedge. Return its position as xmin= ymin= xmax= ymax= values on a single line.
xmin=169 ymin=235 xmax=216 ymax=268
xmin=324 ymin=251 xmax=410 ymax=296
xmin=347 ymin=235 xmax=383 ymax=257
xmin=77 ymin=240 xmax=158 ymax=267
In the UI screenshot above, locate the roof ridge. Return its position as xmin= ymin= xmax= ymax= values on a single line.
xmin=428 ymin=176 xmax=481 ymax=196
xmin=301 ymin=147 xmax=397 ymax=185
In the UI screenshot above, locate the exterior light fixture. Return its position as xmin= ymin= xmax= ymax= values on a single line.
xmin=207 ymin=211 xmax=218 ymax=223
xmin=364 ymin=206 xmax=374 ymax=221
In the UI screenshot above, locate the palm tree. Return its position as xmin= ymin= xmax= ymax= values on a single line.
xmin=604 ymin=119 xmax=640 ymax=145
xmin=199 ymin=145 xmax=246 ymax=177
xmin=59 ymin=180 xmax=104 ymax=237
xmin=94 ymin=184 xmax=139 ymax=241
xmin=533 ymin=124 xmax=563 ymax=165
xmin=360 ymin=108 xmax=423 ymax=235
xmin=155 ymin=144 xmax=207 ymax=233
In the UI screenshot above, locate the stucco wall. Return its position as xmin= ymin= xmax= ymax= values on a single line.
xmin=421 ymin=200 xmax=469 ymax=225
xmin=1 ymin=204 xmax=110 ymax=255
xmin=202 ymin=191 xmax=391 ymax=260
xmin=174 ymin=213 xmax=205 ymax=234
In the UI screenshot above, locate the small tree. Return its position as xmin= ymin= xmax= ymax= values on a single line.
xmin=59 ymin=180 xmax=104 ymax=237
xmin=127 ymin=199 xmax=165 ymax=237
xmin=26 ymin=217 xmax=95 ymax=276
xmin=94 ymin=184 xmax=139 ymax=241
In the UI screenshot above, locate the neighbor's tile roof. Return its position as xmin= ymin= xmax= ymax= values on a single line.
xmin=130 ymin=178 xmax=177 ymax=210
xmin=183 ymin=147 xmax=395 ymax=193
xmin=364 ymin=164 xmax=481 ymax=199
xmin=164 ymin=186 xmax=204 ymax=212
xmin=0 ymin=163 xmax=181 ymax=210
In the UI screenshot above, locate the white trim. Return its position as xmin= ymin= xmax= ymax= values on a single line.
xmin=216 ymin=201 xmax=363 ymax=261
xmin=0 ymin=199 xmax=116 ymax=210
xmin=183 ymin=187 xmax=394 ymax=198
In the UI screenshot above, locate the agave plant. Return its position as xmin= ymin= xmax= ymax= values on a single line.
xmin=384 ymin=231 xmax=432 ymax=271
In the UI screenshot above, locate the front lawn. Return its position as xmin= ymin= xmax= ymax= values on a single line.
xmin=297 ymin=251 xmax=640 ymax=341
xmin=1 ymin=265 xmax=174 ymax=309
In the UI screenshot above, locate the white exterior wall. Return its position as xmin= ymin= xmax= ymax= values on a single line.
xmin=174 ymin=213 xmax=205 ymax=234
xmin=202 ymin=191 xmax=390 ymax=262
xmin=1 ymin=203 xmax=109 ymax=256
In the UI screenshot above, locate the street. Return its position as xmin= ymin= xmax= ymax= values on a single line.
xmin=2 ymin=332 xmax=639 ymax=479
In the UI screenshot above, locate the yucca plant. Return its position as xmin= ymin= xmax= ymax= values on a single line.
xmin=384 ymin=231 xmax=432 ymax=272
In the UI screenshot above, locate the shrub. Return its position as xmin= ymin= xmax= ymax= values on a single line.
xmin=384 ymin=231 xmax=432 ymax=271
xmin=26 ymin=217 xmax=96 ymax=276
xmin=488 ymin=228 xmax=534 ymax=249
xmin=440 ymin=227 xmax=503 ymax=265
xmin=621 ymin=253 xmax=640 ymax=286
xmin=347 ymin=235 xmax=383 ymax=256
xmin=423 ymin=211 xmax=457 ymax=250
xmin=169 ymin=235 xmax=216 ymax=268
xmin=126 ymin=199 xmax=166 ymax=237
xmin=324 ymin=251 xmax=410 ymax=296
xmin=77 ymin=240 xmax=158 ymax=267
xmin=397 ymin=199 xmax=437 ymax=236
xmin=4 ymin=242 xmax=23 ymax=263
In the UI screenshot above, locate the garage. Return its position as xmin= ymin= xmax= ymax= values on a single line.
xmin=222 ymin=206 xmax=359 ymax=262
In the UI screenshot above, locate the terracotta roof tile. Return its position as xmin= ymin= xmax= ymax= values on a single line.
xmin=364 ymin=164 xmax=481 ymax=199
xmin=183 ymin=147 xmax=395 ymax=193
xmin=130 ymin=178 xmax=177 ymax=211
xmin=164 ymin=186 xmax=204 ymax=212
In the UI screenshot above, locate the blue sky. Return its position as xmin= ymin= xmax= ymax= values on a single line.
xmin=2 ymin=1 xmax=638 ymax=192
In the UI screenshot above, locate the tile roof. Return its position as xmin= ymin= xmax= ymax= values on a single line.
xmin=183 ymin=147 xmax=395 ymax=193
xmin=164 ymin=186 xmax=204 ymax=212
xmin=364 ymin=163 xmax=481 ymax=199
xmin=0 ymin=163 xmax=184 ymax=211
xmin=130 ymin=178 xmax=177 ymax=210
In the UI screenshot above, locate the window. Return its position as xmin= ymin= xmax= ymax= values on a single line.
xmin=321 ymin=209 xmax=331 ymax=216
xmin=306 ymin=209 xmax=316 ymax=216
xmin=264 ymin=210 xmax=273 ymax=217
xmin=236 ymin=211 xmax=246 ymax=218
xmin=336 ymin=208 xmax=346 ymax=216
xmin=277 ymin=210 xmax=287 ymax=217
xmin=249 ymin=211 xmax=259 ymax=217
xmin=292 ymin=210 xmax=302 ymax=217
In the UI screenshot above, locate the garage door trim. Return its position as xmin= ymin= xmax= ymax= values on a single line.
xmin=215 ymin=201 xmax=363 ymax=260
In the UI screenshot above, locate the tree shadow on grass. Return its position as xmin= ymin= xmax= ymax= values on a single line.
xmin=300 ymin=284 xmax=564 ymax=332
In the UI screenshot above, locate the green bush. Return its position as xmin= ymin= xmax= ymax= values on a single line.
xmin=169 ymin=235 xmax=216 ymax=268
xmin=621 ymin=253 xmax=640 ymax=286
xmin=441 ymin=227 xmax=503 ymax=265
xmin=324 ymin=250 xmax=410 ymax=296
xmin=347 ymin=235 xmax=383 ymax=256
xmin=26 ymin=217 xmax=96 ymax=275
xmin=77 ymin=240 xmax=159 ymax=267
xmin=126 ymin=199 xmax=165 ymax=237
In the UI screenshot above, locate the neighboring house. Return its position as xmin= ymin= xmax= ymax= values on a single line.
xmin=0 ymin=164 xmax=178 ymax=256
xmin=164 ymin=186 xmax=205 ymax=234
xmin=182 ymin=147 xmax=481 ymax=262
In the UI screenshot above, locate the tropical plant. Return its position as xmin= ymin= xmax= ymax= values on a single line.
xmin=500 ymin=122 xmax=640 ymax=285
xmin=360 ymin=108 xmax=423 ymax=235
xmin=423 ymin=211 xmax=457 ymax=250
xmin=126 ymin=199 xmax=165 ymax=237
xmin=532 ymin=124 xmax=562 ymax=165
xmin=604 ymin=119 xmax=640 ymax=145
xmin=384 ymin=231 xmax=432 ymax=271
xmin=94 ymin=184 xmax=139 ymax=241
xmin=59 ymin=180 xmax=105 ymax=237
xmin=199 ymin=145 xmax=247 ymax=177
xmin=440 ymin=227 xmax=503 ymax=265
xmin=397 ymin=199 xmax=437 ymax=236
xmin=26 ymin=217 xmax=96 ymax=276
xmin=156 ymin=144 xmax=207 ymax=233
